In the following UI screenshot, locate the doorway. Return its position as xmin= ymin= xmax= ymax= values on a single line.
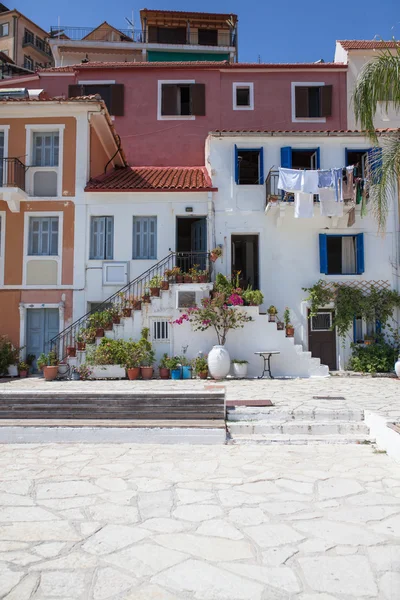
xmin=176 ymin=216 xmax=207 ymax=270
xmin=231 ymin=234 xmax=259 ymax=289
xmin=26 ymin=308 xmax=59 ymax=371
xmin=308 ymin=310 xmax=337 ymax=370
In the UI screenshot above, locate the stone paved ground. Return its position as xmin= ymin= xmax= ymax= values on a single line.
xmin=0 ymin=441 xmax=400 ymax=599
xmin=1 ymin=376 xmax=399 ymax=419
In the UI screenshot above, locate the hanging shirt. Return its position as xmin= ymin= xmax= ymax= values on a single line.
xmin=301 ymin=170 xmax=319 ymax=194
xmin=294 ymin=192 xmax=314 ymax=218
xmin=342 ymin=166 xmax=355 ymax=201
xmin=278 ymin=168 xmax=303 ymax=192
xmin=319 ymin=188 xmax=344 ymax=217
xmin=318 ymin=170 xmax=334 ymax=189
xmin=332 ymin=168 xmax=343 ymax=202
xmin=347 ymin=207 xmax=356 ymax=227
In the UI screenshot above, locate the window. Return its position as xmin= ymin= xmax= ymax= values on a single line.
xmin=32 ymin=132 xmax=59 ymax=167
xmin=24 ymin=29 xmax=34 ymax=44
xmin=292 ymin=84 xmax=332 ymax=119
xmin=345 ymin=148 xmax=382 ymax=182
xmin=132 ymin=217 xmax=157 ymax=260
xmin=151 ymin=319 xmax=170 ymax=342
xmin=90 ymin=216 xmax=114 ymax=260
xmin=0 ymin=130 xmax=4 ymax=186
xmin=148 ymin=26 xmax=187 ymax=44
xmin=233 ymin=82 xmax=254 ymax=110
xmin=281 ymin=147 xmax=320 ymax=170
xmin=311 ymin=312 xmax=333 ymax=331
xmin=319 ymin=233 xmax=364 ymax=275
xmin=24 ymin=55 xmax=33 ymax=71
xmin=28 ymin=217 xmax=59 ymax=256
xmin=68 ymin=84 xmax=124 ymax=116
xmin=353 ymin=316 xmax=381 ymax=343
xmin=198 ymin=29 xmax=218 ymax=46
xmin=235 ymin=146 xmax=264 ymax=185
xmin=0 ymin=23 xmax=8 ymax=37
xmin=160 ymin=82 xmax=205 ymax=117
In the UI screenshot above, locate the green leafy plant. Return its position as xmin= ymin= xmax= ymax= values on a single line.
xmin=348 ymin=342 xmax=398 ymax=373
xmin=283 ymin=308 xmax=292 ymax=328
xmin=26 ymin=354 xmax=36 ymax=366
xmin=86 ymin=338 xmax=128 ymax=366
xmin=37 ymin=353 xmax=47 ymax=371
xmin=211 ymin=246 xmax=223 ymax=258
xmin=124 ymin=341 xmax=145 ymax=369
xmin=159 ymin=353 xmax=170 ymax=369
xmin=18 ymin=361 xmax=29 ymax=371
xmin=231 ymin=359 xmax=248 ymax=364
xmin=0 ymin=336 xmax=20 ymax=374
xmin=267 ymin=305 xmax=278 ymax=315
xmin=77 ymin=364 xmax=92 ymax=380
xmin=242 ymin=288 xmax=264 ymax=306
xmin=193 ymin=355 xmax=208 ymax=374
xmin=81 ymin=327 xmax=96 ymax=344
xmin=214 ymin=273 xmax=234 ymax=296
xmin=165 ymin=356 xmax=181 ymax=370
xmin=149 ymin=275 xmax=162 ymax=288
xmin=36 ymin=351 xmax=58 ymax=368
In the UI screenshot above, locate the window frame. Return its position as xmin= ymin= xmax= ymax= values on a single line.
xmin=25 ymin=124 xmax=65 ymax=198
xmin=234 ymin=146 xmax=264 ymax=185
xmin=132 ymin=216 xmax=157 ymax=260
xmin=233 ymin=82 xmax=254 ymax=111
xmin=319 ymin=233 xmax=364 ymax=276
xmin=0 ymin=210 xmax=5 ymax=286
xmin=291 ymin=82 xmax=327 ymax=123
xmin=23 ymin=211 xmax=64 ymax=287
xmin=89 ymin=216 xmax=114 ymax=260
xmin=28 ymin=216 xmax=59 ymax=256
xmin=23 ymin=55 xmax=34 ymax=71
xmin=157 ymin=79 xmax=196 ymax=121
xmin=0 ymin=22 xmax=9 ymax=37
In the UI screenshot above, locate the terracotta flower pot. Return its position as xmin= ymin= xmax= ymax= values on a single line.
xmin=77 ymin=342 xmax=86 ymax=351
xmin=142 ymin=295 xmax=150 ymax=304
xmin=141 ymin=366 xmax=154 ymax=380
xmin=199 ymin=371 xmax=208 ymax=380
xmin=67 ymin=346 xmax=76 ymax=357
xmin=159 ymin=367 xmax=170 ymax=380
xmin=199 ymin=275 xmax=208 ymax=283
xmin=112 ymin=316 xmax=121 ymax=324
xmin=150 ymin=287 xmax=160 ymax=297
xmin=161 ymin=281 xmax=169 ymax=291
xmin=176 ymin=275 xmax=184 ymax=283
xmin=122 ymin=308 xmax=132 ymax=317
xmin=192 ymin=276 xmax=199 ymax=283
xmin=268 ymin=314 xmax=277 ymax=322
xmin=96 ymin=328 xmax=104 ymax=338
xmin=127 ymin=367 xmax=140 ymax=380
xmin=286 ymin=326 xmax=295 ymax=338
xmin=210 ymin=253 xmax=218 ymax=262
xmin=133 ymin=301 xmax=142 ymax=311
xmin=43 ymin=365 xmax=58 ymax=381
xmin=276 ymin=322 xmax=284 ymax=331
xmin=104 ymin=323 xmax=113 ymax=331
xmin=183 ymin=276 xmax=192 ymax=284
xmin=19 ymin=370 xmax=28 ymax=378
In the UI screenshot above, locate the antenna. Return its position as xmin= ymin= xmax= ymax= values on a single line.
xmin=125 ymin=9 xmax=134 ymax=40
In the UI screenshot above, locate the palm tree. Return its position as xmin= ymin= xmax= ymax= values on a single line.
xmin=353 ymin=41 xmax=400 ymax=231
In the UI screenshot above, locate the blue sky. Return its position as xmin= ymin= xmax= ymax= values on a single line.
xmin=19 ymin=0 xmax=398 ymax=63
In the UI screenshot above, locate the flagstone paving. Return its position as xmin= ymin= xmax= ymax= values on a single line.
xmin=0 ymin=441 xmax=399 ymax=599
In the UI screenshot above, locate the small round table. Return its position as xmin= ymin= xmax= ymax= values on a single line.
xmin=254 ymin=351 xmax=280 ymax=379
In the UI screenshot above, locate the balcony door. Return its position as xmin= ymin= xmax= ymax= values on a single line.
xmin=231 ymin=234 xmax=259 ymax=290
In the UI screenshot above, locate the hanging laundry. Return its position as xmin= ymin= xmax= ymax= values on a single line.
xmin=347 ymin=207 xmax=356 ymax=227
xmin=332 ymin=168 xmax=343 ymax=202
xmin=318 ymin=170 xmax=334 ymax=189
xmin=355 ymin=179 xmax=363 ymax=205
xmin=342 ymin=166 xmax=355 ymax=202
xmin=301 ymin=170 xmax=319 ymax=194
xmin=278 ymin=168 xmax=303 ymax=192
xmin=294 ymin=192 xmax=314 ymax=218
xmin=319 ymin=188 xmax=344 ymax=217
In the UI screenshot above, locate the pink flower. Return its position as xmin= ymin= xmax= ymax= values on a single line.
xmin=228 ymin=293 xmax=244 ymax=306
xmin=202 ymin=319 xmax=211 ymax=325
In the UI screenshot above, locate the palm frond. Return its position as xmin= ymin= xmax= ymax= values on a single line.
xmin=367 ymin=133 xmax=400 ymax=232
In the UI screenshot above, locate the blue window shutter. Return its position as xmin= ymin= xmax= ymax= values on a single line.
xmin=367 ymin=147 xmax=382 ymax=184
xmin=353 ymin=317 xmax=357 ymax=343
xmin=376 ymin=319 xmax=381 ymax=335
xmin=319 ymin=234 xmax=328 ymax=274
xmin=259 ymin=147 xmax=264 ymax=185
xmin=234 ymin=145 xmax=239 ymax=184
xmin=356 ymin=233 xmax=365 ymax=274
xmin=105 ymin=217 xmax=114 ymax=260
xmin=281 ymin=146 xmax=292 ymax=168
xmin=316 ymin=147 xmax=320 ymax=169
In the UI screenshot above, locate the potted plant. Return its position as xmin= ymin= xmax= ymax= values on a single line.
xmin=103 ymin=310 xmax=114 ymax=331
xmin=189 ymin=265 xmax=200 ymax=283
xmin=125 ymin=341 xmax=144 ymax=380
xmin=159 ymin=353 xmax=171 ymax=379
xmin=142 ymin=287 xmax=151 ymax=303
xmin=165 ymin=266 xmax=180 ymax=283
xmin=276 ymin=316 xmax=285 ymax=330
xmin=88 ymin=312 xmax=105 ymax=338
xmin=179 ymin=355 xmax=192 ymax=379
xmin=109 ymin=304 xmax=121 ymax=325
xmin=231 ymin=359 xmax=248 ymax=378
xmin=193 ymin=355 xmax=208 ymax=379
xmin=118 ymin=292 xmax=132 ymax=317
xmin=183 ymin=272 xmax=192 ymax=284
xmin=175 ymin=268 xmax=184 ymax=284
xmin=198 ymin=270 xmax=209 ymax=284
xmin=364 ymin=335 xmax=375 ymax=346
xmin=141 ymin=349 xmax=155 ymax=379
xmin=130 ymin=296 xmax=142 ymax=311
xmin=37 ymin=353 xmax=47 ymax=373
xmin=77 ymin=363 xmax=92 ymax=381
xmin=0 ymin=337 xmax=20 ymax=377
xmin=82 ymin=326 xmax=96 ymax=346
xmin=243 ymin=288 xmax=264 ymax=306
xmin=18 ymin=361 xmax=29 ymax=378
xmin=166 ymin=356 xmax=182 ymax=380
xmin=284 ymin=307 xmax=295 ymax=337
xmin=42 ymin=350 xmax=59 ymax=381
xmin=66 ymin=344 xmax=76 ymax=358
xmin=26 ymin=354 xmax=35 ymax=374
xmin=149 ymin=275 xmax=162 ymax=297
xmin=267 ymin=305 xmax=278 ymax=322
xmin=161 ymin=278 xmax=169 ymax=291
xmin=210 ymin=246 xmax=222 ymax=263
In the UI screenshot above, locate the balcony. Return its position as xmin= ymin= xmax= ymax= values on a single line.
xmin=23 ymin=32 xmax=52 ymax=58
xmin=0 ymin=158 xmax=28 ymax=212
xmin=49 ymin=26 xmax=235 ymax=48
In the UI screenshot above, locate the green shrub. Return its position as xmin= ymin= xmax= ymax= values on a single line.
xmin=243 ymin=288 xmax=264 ymax=306
xmin=215 ymin=273 xmax=233 ymax=296
xmin=348 ymin=342 xmax=398 ymax=373
xmin=0 ymin=336 xmax=20 ymax=374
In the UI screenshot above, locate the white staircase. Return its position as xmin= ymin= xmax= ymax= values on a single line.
xmin=227 ymin=406 xmax=374 ymax=445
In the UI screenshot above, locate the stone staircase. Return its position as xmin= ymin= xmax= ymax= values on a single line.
xmin=227 ymin=406 xmax=374 ymax=445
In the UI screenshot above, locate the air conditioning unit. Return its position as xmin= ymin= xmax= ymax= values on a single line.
xmin=102 ymin=262 xmax=129 ymax=286
xmin=33 ymin=170 xmax=57 ymax=196
xmin=176 ymin=289 xmax=209 ymax=310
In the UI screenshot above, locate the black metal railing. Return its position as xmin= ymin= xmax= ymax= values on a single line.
xmin=23 ymin=32 xmax=52 ymax=57
xmin=0 ymin=158 xmax=26 ymax=190
xmin=49 ymin=251 xmax=211 ymax=360
xmin=266 ymin=169 xmax=280 ymax=205
xmin=49 ymin=26 xmax=235 ymax=47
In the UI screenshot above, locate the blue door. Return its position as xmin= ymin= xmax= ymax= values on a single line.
xmin=191 ymin=218 xmax=207 ymax=269
xmin=26 ymin=309 xmax=59 ymax=370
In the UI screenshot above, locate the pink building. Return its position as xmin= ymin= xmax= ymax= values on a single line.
xmin=0 ymin=61 xmax=347 ymax=166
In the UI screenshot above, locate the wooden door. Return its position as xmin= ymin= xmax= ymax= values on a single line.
xmin=308 ymin=310 xmax=337 ymax=370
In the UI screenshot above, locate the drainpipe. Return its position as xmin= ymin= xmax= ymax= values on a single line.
xmin=12 ymin=15 xmax=17 ymax=64
xmin=207 ymin=190 xmax=215 ymax=278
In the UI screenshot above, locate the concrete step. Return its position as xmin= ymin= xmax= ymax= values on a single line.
xmin=227 ymin=407 xmax=365 ymax=422
xmin=228 ymin=420 xmax=370 ymax=436
xmin=228 ymin=433 xmax=375 ymax=446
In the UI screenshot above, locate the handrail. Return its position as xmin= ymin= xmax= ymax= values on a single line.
xmin=49 ymin=251 xmax=211 ymax=360
xmin=0 ymin=158 xmax=26 ymax=190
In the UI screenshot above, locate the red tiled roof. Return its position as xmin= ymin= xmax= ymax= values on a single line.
xmin=39 ymin=61 xmax=346 ymax=73
xmin=338 ymin=40 xmax=400 ymax=50
xmin=211 ymin=128 xmax=400 ymax=135
xmin=140 ymin=8 xmax=237 ymax=19
xmin=85 ymin=166 xmax=215 ymax=192
xmin=0 ymin=94 xmax=103 ymax=103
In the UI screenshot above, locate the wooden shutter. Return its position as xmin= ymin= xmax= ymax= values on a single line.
xmin=50 ymin=218 xmax=59 ymax=255
xmin=68 ymin=84 xmax=83 ymax=98
xmin=295 ymin=86 xmax=309 ymax=118
xmin=356 ymin=233 xmax=365 ymax=274
xmin=234 ymin=145 xmax=239 ymax=184
xmin=105 ymin=217 xmax=114 ymax=259
xmin=191 ymin=83 xmax=206 ymax=116
xmin=110 ymin=84 xmax=124 ymax=116
xmin=320 ymin=85 xmax=333 ymax=117
xmin=148 ymin=26 xmax=158 ymax=43
xmin=259 ymin=148 xmax=265 ymax=185
xmin=319 ymin=234 xmax=328 ymax=274
xmin=161 ymin=84 xmax=178 ymax=116
xmin=280 ymin=147 xmax=292 ymax=168
xmin=149 ymin=217 xmax=157 ymax=259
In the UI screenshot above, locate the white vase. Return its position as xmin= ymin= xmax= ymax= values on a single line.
xmin=395 ymin=356 xmax=400 ymax=379
xmin=232 ymin=363 xmax=248 ymax=378
xmin=208 ymin=345 xmax=231 ymax=380
xmin=7 ymin=364 xmax=18 ymax=377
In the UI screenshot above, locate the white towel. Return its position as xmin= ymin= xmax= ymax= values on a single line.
xmin=294 ymin=192 xmax=314 ymax=218
xmin=319 ymin=188 xmax=344 ymax=217
xmin=301 ymin=170 xmax=319 ymax=194
xmin=278 ymin=168 xmax=303 ymax=192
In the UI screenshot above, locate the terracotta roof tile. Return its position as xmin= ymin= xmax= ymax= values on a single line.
xmin=140 ymin=9 xmax=237 ymax=19
xmin=338 ymin=40 xmax=400 ymax=50
xmin=85 ymin=166 xmax=215 ymax=192
xmin=212 ymin=128 xmax=400 ymax=135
